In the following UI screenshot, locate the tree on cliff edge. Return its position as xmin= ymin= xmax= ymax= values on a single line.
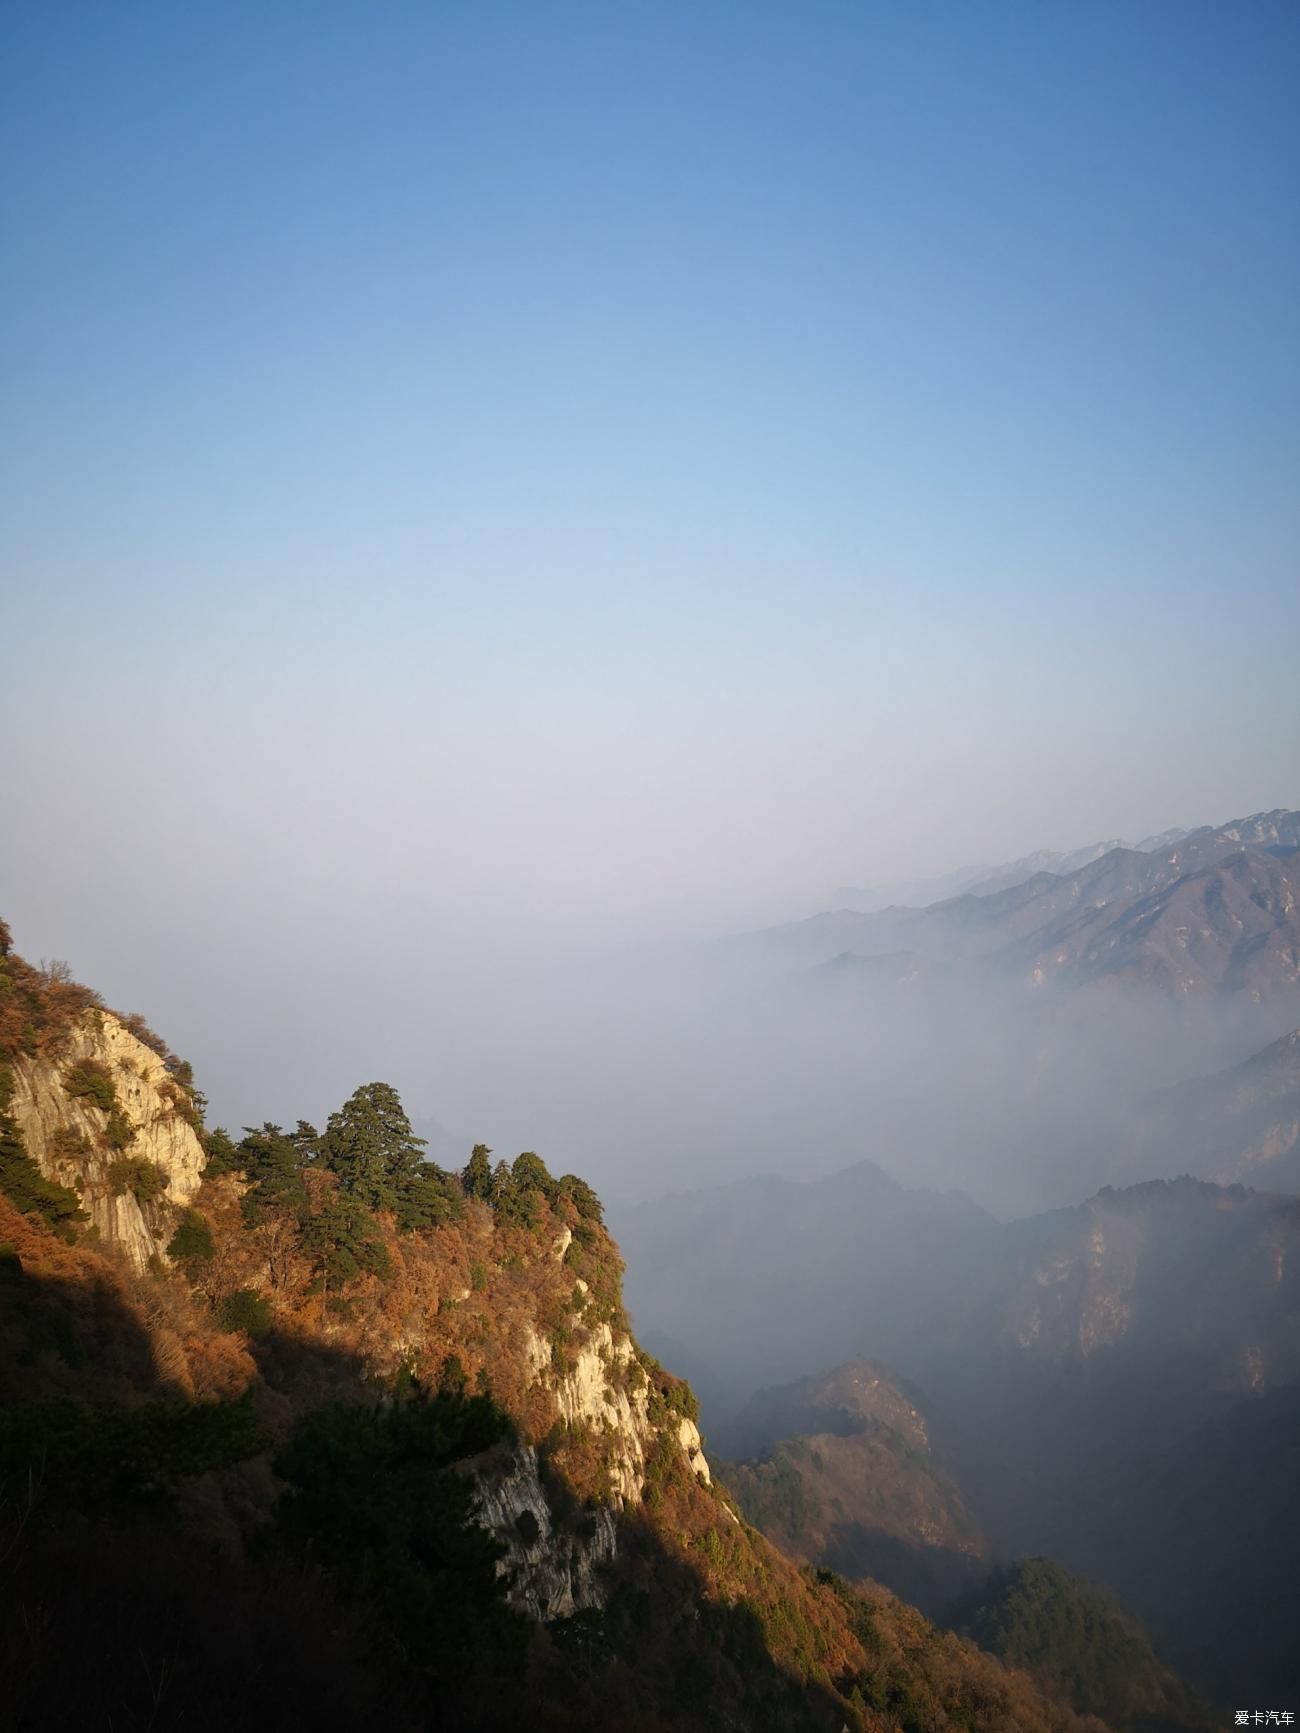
xmin=462 ymin=1143 xmax=493 ymax=1202
xmin=317 ymin=1082 xmax=427 ymax=1213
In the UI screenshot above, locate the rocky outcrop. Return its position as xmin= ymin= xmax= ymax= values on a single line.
xmin=1 ymin=959 xmax=714 ymax=1634
xmin=525 ymin=1314 xmax=712 ymax=1510
xmin=677 ymin=1415 xmax=711 ymax=1484
xmin=7 ymin=1009 xmax=206 ymax=1270
xmin=488 ymin=1313 xmax=713 ymax=1619
xmin=552 ymin=1321 xmax=652 ymax=1503
xmin=470 ymin=1439 xmax=618 ymax=1620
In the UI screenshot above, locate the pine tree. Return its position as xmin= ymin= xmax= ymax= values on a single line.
xmin=317 ymin=1083 xmax=426 ymax=1213
xmin=302 ymin=1189 xmax=392 ymax=1287
xmin=556 ymin=1173 xmax=603 ymax=1223
xmin=393 ymin=1163 xmax=463 ymax=1232
xmin=490 ymin=1158 xmax=537 ymax=1229
xmin=462 ymin=1143 xmax=493 ymax=1202
xmin=237 ymin=1123 xmax=310 ymax=1223
xmin=202 ymin=1126 xmax=240 ymax=1175
xmin=511 ymin=1151 xmax=555 ymax=1201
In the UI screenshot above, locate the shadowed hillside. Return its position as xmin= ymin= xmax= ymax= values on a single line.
xmin=719 ymin=1360 xmax=988 ymax=1614
xmin=947 ymin=1559 xmax=1210 ymax=1733
xmin=620 ymin=1162 xmax=1300 ymax=1703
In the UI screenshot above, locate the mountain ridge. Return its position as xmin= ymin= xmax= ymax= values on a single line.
xmin=828 ymin=809 xmax=1295 ymax=919
xmin=736 ymin=810 xmax=1300 ymax=1011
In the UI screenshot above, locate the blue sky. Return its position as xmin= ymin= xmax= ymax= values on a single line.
xmin=6 ymin=3 xmax=1296 ymax=710
xmin=2 ymin=2 xmax=1298 ymax=1125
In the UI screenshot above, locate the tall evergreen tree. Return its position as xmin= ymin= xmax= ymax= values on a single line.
xmin=317 ymin=1083 xmax=426 ymax=1213
xmin=202 ymin=1126 xmax=240 ymax=1176
xmin=462 ymin=1143 xmax=493 ymax=1202
xmin=393 ymin=1163 xmax=463 ymax=1232
xmin=511 ymin=1151 xmax=555 ymax=1201
xmin=556 ymin=1173 xmax=603 ymax=1223
xmin=237 ymin=1123 xmax=310 ymax=1224
xmin=489 ymin=1158 xmax=537 ymax=1229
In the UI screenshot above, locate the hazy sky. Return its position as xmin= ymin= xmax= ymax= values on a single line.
xmin=3 ymin=3 xmax=1298 ymax=1134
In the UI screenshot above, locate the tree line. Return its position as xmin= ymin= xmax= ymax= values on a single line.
xmin=198 ymin=1082 xmax=601 ymax=1291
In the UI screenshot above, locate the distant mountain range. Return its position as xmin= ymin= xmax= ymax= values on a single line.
xmin=617 ymin=1166 xmax=1300 ymax=1700
xmin=618 ymin=1158 xmax=1000 ymax=1414
xmin=1125 ymin=1025 xmax=1300 ymax=1192
xmin=718 ymin=1358 xmax=989 ymax=1614
xmin=832 ymin=827 xmax=1188 ymax=913
xmin=741 ymin=807 xmax=1300 ymax=1007
xmin=619 ymin=1164 xmax=1300 ymax=1426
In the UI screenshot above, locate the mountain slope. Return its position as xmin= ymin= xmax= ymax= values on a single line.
xmin=1069 ymin=1380 xmax=1300 ymax=1705
xmin=1127 ymin=1027 xmax=1300 ymax=1190
xmin=0 ymin=922 xmax=1108 ymax=1733
xmin=720 ymin=1360 xmax=988 ymax=1613
xmin=948 ymin=1558 xmax=1210 ymax=1733
xmin=741 ymin=810 xmax=1300 ymax=1008
xmin=831 ymin=827 xmax=1192 ymax=914
xmin=1020 ymin=848 xmax=1300 ymax=998
xmin=619 ymin=1163 xmax=1300 ymax=1702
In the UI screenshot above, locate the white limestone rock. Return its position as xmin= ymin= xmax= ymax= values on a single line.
xmin=7 ymin=1009 xmax=206 ymax=1271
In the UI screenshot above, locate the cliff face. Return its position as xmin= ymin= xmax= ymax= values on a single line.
xmin=987 ymin=1181 xmax=1300 ymax=1393
xmin=471 ymin=1440 xmax=620 ymax=1619
xmin=6 ymin=1009 xmax=206 ymax=1271
xmin=473 ymin=1318 xmax=712 ymax=1620
xmin=525 ymin=1316 xmax=710 ymax=1503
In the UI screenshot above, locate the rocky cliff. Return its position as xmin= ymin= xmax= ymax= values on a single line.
xmin=6 ymin=1007 xmax=206 ymax=1270
xmin=475 ymin=1318 xmax=712 ymax=1619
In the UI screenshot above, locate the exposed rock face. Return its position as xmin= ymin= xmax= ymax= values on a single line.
xmin=1004 ymin=1213 xmax=1144 ymax=1356
xmin=526 ymin=1316 xmax=713 ymax=1509
xmin=7 ymin=1010 xmax=206 ymax=1270
xmin=486 ymin=1316 xmax=713 ymax=1618
xmin=678 ymin=1416 xmax=711 ymax=1484
xmin=986 ymin=1182 xmax=1300 ymax=1390
xmin=470 ymin=1440 xmax=619 ymax=1620
xmin=552 ymin=1322 xmax=652 ymax=1504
